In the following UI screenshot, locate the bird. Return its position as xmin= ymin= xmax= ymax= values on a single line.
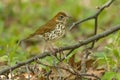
xmin=21 ymin=12 xmax=69 ymax=52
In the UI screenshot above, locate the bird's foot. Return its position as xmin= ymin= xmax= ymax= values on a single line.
xmin=52 ymin=47 xmax=65 ymax=61
xmin=48 ymin=46 xmax=65 ymax=61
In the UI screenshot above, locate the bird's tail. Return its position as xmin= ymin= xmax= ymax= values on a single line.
xmin=23 ymin=33 xmax=36 ymax=41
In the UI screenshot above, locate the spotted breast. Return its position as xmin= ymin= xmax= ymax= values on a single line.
xmin=43 ymin=23 xmax=66 ymax=41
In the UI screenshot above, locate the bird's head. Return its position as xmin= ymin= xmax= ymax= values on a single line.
xmin=54 ymin=12 xmax=69 ymax=24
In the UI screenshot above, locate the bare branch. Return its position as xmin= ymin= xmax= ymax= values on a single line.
xmin=61 ymin=24 xmax=120 ymax=51
xmin=69 ymin=0 xmax=114 ymax=30
xmin=36 ymin=60 xmax=101 ymax=79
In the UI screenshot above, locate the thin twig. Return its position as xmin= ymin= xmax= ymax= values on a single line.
xmin=36 ymin=60 xmax=100 ymax=79
xmin=69 ymin=0 xmax=114 ymax=30
xmin=91 ymin=17 xmax=98 ymax=48
xmin=60 ymin=48 xmax=75 ymax=61
xmin=69 ymin=0 xmax=114 ymax=49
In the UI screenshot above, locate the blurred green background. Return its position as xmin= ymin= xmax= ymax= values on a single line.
xmin=0 ymin=0 xmax=120 ymax=79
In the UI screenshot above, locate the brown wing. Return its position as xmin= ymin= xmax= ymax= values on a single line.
xmin=24 ymin=19 xmax=57 ymax=40
xmin=35 ymin=20 xmax=56 ymax=35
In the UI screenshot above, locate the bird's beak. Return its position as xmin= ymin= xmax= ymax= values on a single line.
xmin=66 ymin=15 xmax=72 ymax=19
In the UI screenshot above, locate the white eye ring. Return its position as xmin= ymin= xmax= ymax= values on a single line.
xmin=60 ymin=15 xmax=64 ymax=19
xmin=58 ymin=15 xmax=64 ymax=20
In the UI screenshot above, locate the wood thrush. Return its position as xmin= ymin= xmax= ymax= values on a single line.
xmin=22 ymin=12 xmax=69 ymax=52
xmin=24 ymin=12 xmax=69 ymax=41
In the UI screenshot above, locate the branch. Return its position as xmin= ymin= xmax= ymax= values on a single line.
xmin=69 ymin=0 xmax=114 ymax=30
xmin=69 ymin=0 xmax=114 ymax=74
xmin=0 ymin=24 xmax=120 ymax=75
xmin=0 ymin=52 xmax=50 ymax=75
xmin=36 ymin=60 xmax=100 ymax=79
xmin=61 ymin=24 xmax=120 ymax=51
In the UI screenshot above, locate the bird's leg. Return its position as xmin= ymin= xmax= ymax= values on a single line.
xmin=55 ymin=47 xmax=65 ymax=61
xmin=42 ymin=41 xmax=47 ymax=53
xmin=55 ymin=41 xmax=65 ymax=61
xmin=52 ymin=46 xmax=65 ymax=61
xmin=47 ymin=42 xmax=62 ymax=60
xmin=47 ymin=42 xmax=56 ymax=53
xmin=46 ymin=42 xmax=60 ymax=69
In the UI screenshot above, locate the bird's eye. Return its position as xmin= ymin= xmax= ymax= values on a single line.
xmin=60 ymin=15 xmax=64 ymax=19
xmin=58 ymin=15 xmax=64 ymax=20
